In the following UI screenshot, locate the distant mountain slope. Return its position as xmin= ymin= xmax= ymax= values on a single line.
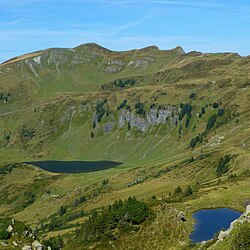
xmin=0 ymin=44 xmax=249 ymax=250
xmin=0 ymin=43 xmax=249 ymax=163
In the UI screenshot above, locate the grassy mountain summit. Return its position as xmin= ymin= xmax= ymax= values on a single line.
xmin=0 ymin=44 xmax=249 ymax=249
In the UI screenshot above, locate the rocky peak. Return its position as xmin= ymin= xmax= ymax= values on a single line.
xmin=173 ymin=46 xmax=185 ymax=55
xmin=75 ymin=43 xmax=111 ymax=53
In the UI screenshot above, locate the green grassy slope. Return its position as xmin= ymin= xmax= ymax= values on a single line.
xmin=0 ymin=44 xmax=249 ymax=249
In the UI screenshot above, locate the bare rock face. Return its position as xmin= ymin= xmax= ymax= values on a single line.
xmin=127 ymin=57 xmax=153 ymax=69
xmin=106 ymin=60 xmax=125 ymax=67
xmin=130 ymin=115 xmax=149 ymax=132
xmin=118 ymin=110 xmax=127 ymax=128
xmin=47 ymin=50 xmax=69 ymax=65
xmin=118 ymin=110 xmax=149 ymax=132
xmin=147 ymin=108 xmax=173 ymax=125
xmin=118 ymin=105 xmax=178 ymax=132
xmin=105 ymin=66 xmax=122 ymax=73
xmin=71 ymin=55 xmax=90 ymax=65
xmin=103 ymin=121 xmax=115 ymax=133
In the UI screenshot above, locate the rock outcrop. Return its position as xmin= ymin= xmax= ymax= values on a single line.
xmin=216 ymin=205 xmax=250 ymax=243
xmin=118 ymin=106 xmax=178 ymax=132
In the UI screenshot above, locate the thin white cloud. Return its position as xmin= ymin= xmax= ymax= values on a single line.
xmin=0 ymin=19 xmax=23 ymax=27
xmin=151 ymin=1 xmax=225 ymax=8
xmin=0 ymin=0 xmax=226 ymax=8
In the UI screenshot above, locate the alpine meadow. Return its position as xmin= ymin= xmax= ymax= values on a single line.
xmin=0 ymin=1 xmax=250 ymax=249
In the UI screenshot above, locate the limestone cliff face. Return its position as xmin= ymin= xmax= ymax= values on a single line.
xmin=97 ymin=105 xmax=179 ymax=134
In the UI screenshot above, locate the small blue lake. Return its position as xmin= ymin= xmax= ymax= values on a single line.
xmin=24 ymin=160 xmax=123 ymax=173
xmin=190 ymin=208 xmax=241 ymax=243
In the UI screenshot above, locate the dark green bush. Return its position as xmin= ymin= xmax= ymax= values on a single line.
xmin=190 ymin=136 xmax=200 ymax=148
xmin=0 ymin=92 xmax=10 ymax=103
xmin=213 ymin=102 xmax=219 ymax=108
xmin=117 ymin=100 xmax=127 ymax=110
xmin=0 ymin=229 xmax=11 ymax=240
xmin=135 ymin=103 xmax=146 ymax=117
xmin=189 ymin=92 xmax=196 ymax=99
xmin=48 ymin=218 xmax=63 ymax=231
xmin=20 ymin=126 xmax=35 ymax=141
xmin=178 ymin=124 xmax=182 ymax=134
xmin=23 ymin=191 xmax=36 ymax=208
xmin=201 ymin=107 xmax=205 ymax=114
xmin=43 ymin=236 xmax=64 ymax=250
xmin=218 ymin=108 xmax=225 ymax=116
xmin=216 ymin=155 xmax=231 ymax=176
xmin=0 ymin=163 xmax=18 ymax=175
xmin=185 ymin=116 xmax=190 ymax=128
xmin=102 ymin=78 xmax=136 ymax=90
xmin=59 ymin=206 xmax=67 ymax=216
xmin=80 ymin=197 xmax=150 ymax=243
xmin=179 ymin=103 xmax=192 ymax=121
xmin=67 ymin=211 xmax=85 ymax=221
xmin=79 ymin=196 xmax=86 ymax=204
xmin=183 ymin=186 xmax=193 ymax=197
xmin=174 ymin=186 xmax=182 ymax=195
xmin=206 ymin=114 xmax=217 ymax=130
xmin=95 ymin=99 xmax=107 ymax=122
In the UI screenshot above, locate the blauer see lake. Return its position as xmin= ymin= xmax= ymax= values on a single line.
xmin=190 ymin=208 xmax=241 ymax=243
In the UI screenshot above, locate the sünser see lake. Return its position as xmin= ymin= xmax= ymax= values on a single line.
xmin=190 ymin=208 xmax=241 ymax=243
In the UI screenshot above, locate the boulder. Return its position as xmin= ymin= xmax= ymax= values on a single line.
xmin=22 ymin=246 xmax=32 ymax=250
xmin=218 ymin=230 xmax=228 ymax=241
xmin=7 ymin=225 xmax=14 ymax=233
xmin=23 ymin=230 xmax=29 ymax=238
xmin=13 ymin=241 xmax=18 ymax=247
xmin=32 ymin=240 xmax=43 ymax=250
xmin=29 ymin=232 xmax=34 ymax=238
xmin=1 ymin=241 xmax=8 ymax=247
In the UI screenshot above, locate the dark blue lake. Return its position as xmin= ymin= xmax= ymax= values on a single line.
xmin=24 ymin=160 xmax=123 ymax=173
xmin=190 ymin=208 xmax=241 ymax=243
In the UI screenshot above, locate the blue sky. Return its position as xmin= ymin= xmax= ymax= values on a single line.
xmin=0 ymin=0 xmax=250 ymax=62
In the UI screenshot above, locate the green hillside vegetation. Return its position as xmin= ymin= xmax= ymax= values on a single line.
xmin=0 ymin=44 xmax=249 ymax=249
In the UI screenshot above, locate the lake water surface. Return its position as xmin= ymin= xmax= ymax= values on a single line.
xmin=24 ymin=160 xmax=123 ymax=173
xmin=190 ymin=208 xmax=241 ymax=243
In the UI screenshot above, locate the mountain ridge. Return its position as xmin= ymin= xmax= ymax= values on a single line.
xmin=1 ymin=43 xmax=184 ymax=66
xmin=2 ymin=42 xmax=246 ymax=67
